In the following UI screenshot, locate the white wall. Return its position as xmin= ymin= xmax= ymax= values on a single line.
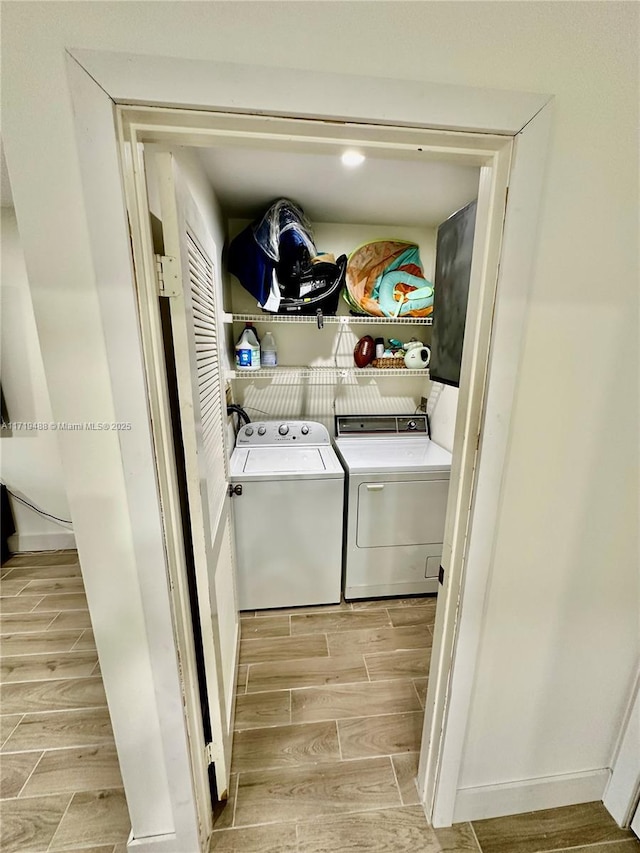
xmin=0 ymin=208 xmax=74 ymax=551
xmin=1 ymin=0 xmax=637 ymax=833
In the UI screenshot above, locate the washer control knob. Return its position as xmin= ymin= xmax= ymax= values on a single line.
xmin=407 ymin=420 xmax=417 ymax=430
xmin=278 ymin=424 xmax=289 ymax=436
xmin=301 ymin=425 xmax=310 ymax=435
xmin=245 ymin=427 xmax=254 ymax=437
xmin=257 ymin=426 xmax=266 ymax=436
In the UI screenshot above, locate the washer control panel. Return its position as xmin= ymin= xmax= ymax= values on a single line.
xmin=236 ymin=421 xmax=330 ymax=446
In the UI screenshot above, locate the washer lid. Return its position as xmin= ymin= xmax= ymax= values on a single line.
xmin=230 ymin=445 xmax=345 ymax=480
xmin=334 ymin=437 xmax=452 ymax=474
xmin=244 ymin=447 xmax=326 ymax=474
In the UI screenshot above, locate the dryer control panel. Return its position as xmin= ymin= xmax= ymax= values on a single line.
xmin=236 ymin=420 xmax=330 ymax=446
xmin=335 ymin=414 xmax=429 ymax=437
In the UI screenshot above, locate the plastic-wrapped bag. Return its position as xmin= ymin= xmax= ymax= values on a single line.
xmin=228 ymin=199 xmax=346 ymax=316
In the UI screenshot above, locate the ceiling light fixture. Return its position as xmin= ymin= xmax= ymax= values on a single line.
xmin=341 ymin=150 xmax=365 ymax=168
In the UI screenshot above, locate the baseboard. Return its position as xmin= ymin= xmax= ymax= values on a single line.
xmin=453 ymin=768 xmax=611 ymax=823
xmin=8 ymin=530 xmax=76 ymax=553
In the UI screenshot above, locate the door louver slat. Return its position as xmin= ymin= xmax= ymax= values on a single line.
xmin=186 ymin=227 xmax=228 ymax=521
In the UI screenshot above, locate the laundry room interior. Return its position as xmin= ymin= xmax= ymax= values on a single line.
xmin=143 ymin=141 xmax=480 ymax=456
xmin=131 ymin=129 xmax=485 ymax=834
xmin=139 ymin=127 xmax=484 ymax=629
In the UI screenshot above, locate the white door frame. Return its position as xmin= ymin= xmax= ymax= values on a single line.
xmin=118 ymin=101 xmax=515 ymax=828
xmin=6 ymin=50 xmax=552 ymax=849
xmin=603 ymin=670 xmax=640 ymax=828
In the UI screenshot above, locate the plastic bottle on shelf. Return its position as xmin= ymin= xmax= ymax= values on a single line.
xmin=235 ymin=326 xmax=261 ymax=371
xmin=260 ymin=332 xmax=278 ymax=367
xmin=245 ymin=321 xmax=260 ymax=344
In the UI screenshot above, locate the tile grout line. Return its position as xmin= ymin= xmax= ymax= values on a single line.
xmin=70 ymin=630 xmax=92 ymax=652
xmin=1 ymin=739 xmax=115 ymax=756
xmin=16 ymin=605 xmax=90 ymax=613
xmin=538 ymin=839 xmax=640 ymax=853
xmin=335 ymin=717 xmax=344 ymax=761
xmin=1 ymin=672 xmax=101 ymax=687
xmin=362 ymin=654 xmax=372 ymax=682
xmin=0 ymin=642 xmax=89 ymax=659
xmin=0 ymin=583 xmax=31 ymax=596
xmin=23 ymin=580 xmax=85 ymax=587
xmin=230 ymin=770 xmax=240 ymax=827
xmin=411 ymin=678 xmax=424 ymax=708
xmin=468 ymin=820 xmax=484 ymax=852
xmin=14 ymin=748 xmax=45 ymax=797
xmin=45 ymin=612 xmax=62 ymax=631
xmin=235 ymin=705 xmax=425 ymax=733
xmin=1 ymin=647 xmax=98 ymax=660
xmin=240 ymin=672 xmax=422 ymax=701
xmin=388 ymin=753 xmax=404 ymax=805
xmin=45 ymin=790 xmax=75 ymax=852
xmin=228 ymin=801 xmax=421 ymax=833
xmin=0 ymin=712 xmax=24 ymax=748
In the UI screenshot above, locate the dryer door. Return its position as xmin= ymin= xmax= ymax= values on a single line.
xmin=357 ymin=479 xmax=449 ymax=547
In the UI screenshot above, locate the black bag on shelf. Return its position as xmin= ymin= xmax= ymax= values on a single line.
xmin=227 ymin=199 xmax=346 ymax=316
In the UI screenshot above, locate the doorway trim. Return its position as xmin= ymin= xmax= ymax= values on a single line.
xmin=603 ymin=670 xmax=640 ymax=827
xmin=45 ymin=50 xmax=551 ymax=848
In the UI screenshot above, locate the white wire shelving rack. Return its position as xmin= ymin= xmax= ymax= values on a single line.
xmin=226 ymin=366 xmax=430 ymax=380
xmin=223 ymin=313 xmax=433 ymax=326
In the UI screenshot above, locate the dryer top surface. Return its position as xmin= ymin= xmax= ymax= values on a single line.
xmin=334 ymin=436 xmax=452 ymax=475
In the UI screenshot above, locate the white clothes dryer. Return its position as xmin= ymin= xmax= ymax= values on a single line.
xmin=230 ymin=420 xmax=344 ymax=611
xmin=334 ymin=414 xmax=452 ymax=600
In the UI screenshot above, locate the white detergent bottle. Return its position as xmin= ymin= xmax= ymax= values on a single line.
xmin=261 ymin=331 xmax=278 ymax=367
xmin=235 ymin=326 xmax=261 ymax=371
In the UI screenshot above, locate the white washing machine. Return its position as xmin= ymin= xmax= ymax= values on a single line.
xmin=230 ymin=420 xmax=344 ymax=611
xmin=334 ymin=414 xmax=453 ymax=600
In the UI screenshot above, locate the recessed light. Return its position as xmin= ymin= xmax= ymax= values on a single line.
xmin=341 ymin=150 xmax=365 ymax=168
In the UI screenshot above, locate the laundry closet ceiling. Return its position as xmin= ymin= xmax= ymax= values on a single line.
xmin=196 ymin=146 xmax=479 ymax=228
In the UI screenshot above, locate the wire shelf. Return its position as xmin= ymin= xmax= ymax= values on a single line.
xmin=225 ymin=313 xmax=433 ymax=326
xmin=227 ymin=366 xmax=431 ymax=380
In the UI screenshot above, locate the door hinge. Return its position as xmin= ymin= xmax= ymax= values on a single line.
xmin=438 ymin=565 xmax=445 ymax=585
xmin=155 ymin=254 xmax=180 ymax=297
xmin=205 ymin=742 xmax=216 ymax=765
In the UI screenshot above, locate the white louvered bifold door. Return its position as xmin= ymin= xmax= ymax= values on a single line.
xmin=188 ymin=228 xmax=228 ymax=529
xmin=156 ymin=152 xmax=239 ymax=804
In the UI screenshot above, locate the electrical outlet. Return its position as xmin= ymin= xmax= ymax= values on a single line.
xmin=419 ymin=396 xmax=428 ymax=413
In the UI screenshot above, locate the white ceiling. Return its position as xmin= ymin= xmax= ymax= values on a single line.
xmin=195 ymin=145 xmax=479 ymax=228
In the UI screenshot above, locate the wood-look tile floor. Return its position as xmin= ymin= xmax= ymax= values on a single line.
xmin=3 ymin=554 xmax=637 ymax=853
xmin=0 ymin=550 xmax=130 ymax=853
xmin=211 ymin=598 xmax=640 ymax=853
